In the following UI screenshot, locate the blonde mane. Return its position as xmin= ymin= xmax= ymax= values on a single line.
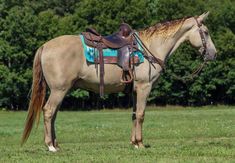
xmin=140 ymin=17 xmax=189 ymax=40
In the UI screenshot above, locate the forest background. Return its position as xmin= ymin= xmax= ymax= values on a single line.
xmin=0 ymin=0 xmax=234 ymax=110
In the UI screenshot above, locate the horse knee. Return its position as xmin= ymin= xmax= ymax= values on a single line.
xmin=136 ymin=111 xmax=145 ymax=122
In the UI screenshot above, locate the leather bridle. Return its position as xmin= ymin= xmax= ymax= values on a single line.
xmin=172 ymin=17 xmax=210 ymax=82
xmin=194 ymin=17 xmax=209 ymax=60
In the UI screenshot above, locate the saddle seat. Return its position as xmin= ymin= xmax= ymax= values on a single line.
xmin=103 ymin=33 xmax=132 ymax=49
xmin=83 ymin=23 xmax=133 ymax=49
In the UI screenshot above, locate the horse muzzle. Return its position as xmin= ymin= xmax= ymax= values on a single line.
xmin=202 ymin=48 xmax=217 ymax=61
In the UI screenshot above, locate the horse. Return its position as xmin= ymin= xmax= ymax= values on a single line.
xmin=21 ymin=12 xmax=216 ymax=152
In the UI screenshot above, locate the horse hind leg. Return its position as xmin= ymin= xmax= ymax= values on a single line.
xmin=43 ymin=89 xmax=68 ymax=152
xmin=52 ymin=109 xmax=59 ymax=150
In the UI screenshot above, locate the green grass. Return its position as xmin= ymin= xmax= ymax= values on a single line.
xmin=0 ymin=106 xmax=235 ymax=162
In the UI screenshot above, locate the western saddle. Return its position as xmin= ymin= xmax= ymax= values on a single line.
xmin=82 ymin=23 xmax=140 ymax=97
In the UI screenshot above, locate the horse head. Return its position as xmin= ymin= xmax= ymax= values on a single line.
xmin=188 ymin=12 xmax=217 ymax=61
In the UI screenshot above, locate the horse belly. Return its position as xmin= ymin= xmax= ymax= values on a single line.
xmin=76 ymin=64 xmax=126 ymax=93
xmin=76 ymin=80 xmax=126 ymax=94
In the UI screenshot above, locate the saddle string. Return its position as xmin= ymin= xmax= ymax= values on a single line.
xmin=98 ymin=43 xmax=105 ymax=97
xmin=131 ymin=40 xmax=136 ymax=79
xmin=89 ymin=32 xmax=104 ymax=97
xmin=88 ymin=32 xmax=99 ymax=76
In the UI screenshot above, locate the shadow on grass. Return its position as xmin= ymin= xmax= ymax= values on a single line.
xmin=145 ymin=144 xmax=151 ymax=148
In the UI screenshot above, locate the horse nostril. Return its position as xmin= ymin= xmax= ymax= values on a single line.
xmin=213 ymin=50 xmax=217 ymax=60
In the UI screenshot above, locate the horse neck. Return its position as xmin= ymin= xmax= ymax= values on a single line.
xmin=140 ymin=17 xmax=195 ymax=62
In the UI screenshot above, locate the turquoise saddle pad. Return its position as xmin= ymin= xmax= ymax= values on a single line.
xmin=80 ymin=35 xmax=144 ymax=63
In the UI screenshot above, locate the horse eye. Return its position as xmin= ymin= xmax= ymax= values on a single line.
xmin=204 ymin=31 xmax=208 ymax=35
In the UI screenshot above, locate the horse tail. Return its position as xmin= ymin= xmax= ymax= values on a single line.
xmin=21 ymin=46 xmax=46 ymax=145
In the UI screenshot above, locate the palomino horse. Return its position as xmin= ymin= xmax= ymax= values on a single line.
xmin=22 ymin=12 xmax=216 ymax=152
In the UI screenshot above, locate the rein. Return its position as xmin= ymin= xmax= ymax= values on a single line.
xmin=172 ymin=61 xmax=207 ymax=83
xmin=132 ymin=32 xmax=165 ymax=70
xmin=172 ymin=17 xmax=209 ymax=82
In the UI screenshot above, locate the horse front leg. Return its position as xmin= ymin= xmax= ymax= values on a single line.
xmin=130 ymin=91 xmax=137 ymax=147
xmin=131 ymin=83 xmax=152 ymax=148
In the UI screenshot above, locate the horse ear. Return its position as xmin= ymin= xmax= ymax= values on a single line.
xmin=198 ymin=11 xmax=210 ymax=23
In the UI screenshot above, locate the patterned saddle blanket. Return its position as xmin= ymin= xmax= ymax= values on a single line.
xmin=80 ymin=35 xmax=144 ymax=64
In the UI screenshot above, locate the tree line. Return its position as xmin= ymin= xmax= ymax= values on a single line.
xmin=0 ymin=0 xmax=234 ymax=110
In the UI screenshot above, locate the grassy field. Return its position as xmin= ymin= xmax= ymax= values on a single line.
xmin=0 ymin=106 xmax=235 ymax=163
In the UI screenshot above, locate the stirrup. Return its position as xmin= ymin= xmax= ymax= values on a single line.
xmin=120 ymin=69 xmax=133 ymax=83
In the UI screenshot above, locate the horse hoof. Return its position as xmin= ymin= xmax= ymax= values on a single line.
xmin=48 ymin=145 xmax=57 ymax=152
xmin=130 ymin=141 xmax=139 ymax=148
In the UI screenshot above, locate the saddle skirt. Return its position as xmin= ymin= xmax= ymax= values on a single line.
xmin=79 ymin=35 xmax=144 ymax=65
